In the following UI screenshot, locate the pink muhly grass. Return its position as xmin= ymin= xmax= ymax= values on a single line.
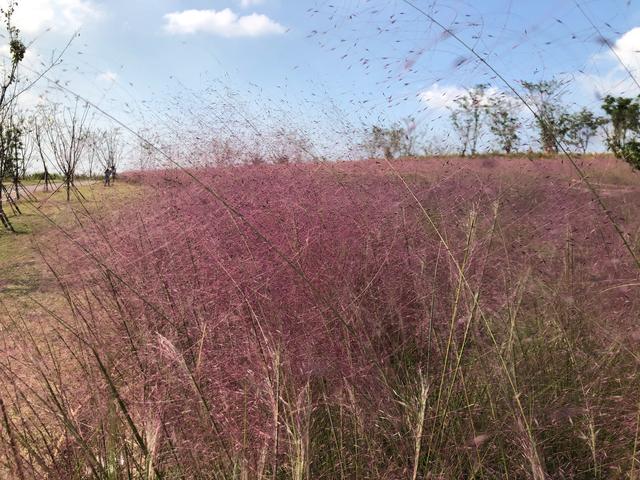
xmin=4 ymin=156 xmax=640 ymax=478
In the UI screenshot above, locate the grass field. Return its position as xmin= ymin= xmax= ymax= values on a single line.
xmin=1 ymin=156 xmax=640 ymax=479
xmin=0 ymin=181 xmax=138 ymax=294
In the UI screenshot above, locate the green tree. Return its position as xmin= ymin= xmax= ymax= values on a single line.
xmin=487 ymin=94 xmax=520 ymax=154
xmin=0 ymin=2 xmax=26 ymax=231
xmin=450 ymin=84 xmax=488 ymax=156
xmin=364 ymin=122 xmax=414 ymax=159
xmin=601 ymin=95 xmax=640 ymax=165
xmin=0 ymin=124 xmax=20 ymax=178
xmin=0 ymin=120 xmax=24 ymax=203
xmin=521 ymin=79 xmax=566 ymax=154
xmin=557 ymin=108 xmax=606 ymax=154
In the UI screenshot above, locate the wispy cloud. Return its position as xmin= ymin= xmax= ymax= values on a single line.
xmin=611 ymin=27 xmax=640 ymax=73
xmin=239 ymin=0 xmax=266 ymax=7
xmin=577 ymin=27 xmax=640 ymax=100
xmin=418 ymin=83 xmax=467 ymax=109
xmin=163 ymin=8 xmax=285 ymax=37
xmin=97 ymin=70 xmax=118 ymax=83
xmin=418 ymin=83 xmax=499 ymax=109
xmin=2 ymin=0 xmax=101 ymax=35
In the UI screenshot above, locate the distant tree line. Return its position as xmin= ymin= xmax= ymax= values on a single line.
xmin=0 ymin=1 xmax=130 ymax=233
xmin=1 ymin=105 xmax=126 ymax=193
xmin=364 ymin=78 xmax=640 ymax=171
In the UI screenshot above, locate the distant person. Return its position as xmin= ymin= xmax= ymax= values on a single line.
xmin=111 ymin=165 xmax=117 ymax=183
xmin=104 ymin=167 xmax=111 ymax=187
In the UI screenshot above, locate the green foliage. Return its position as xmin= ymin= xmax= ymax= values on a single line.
xmin=0 ymin=124 xmax=23 ymax=178
xmin=601 ymin=95 xmax=640 ymax=168
xmin=0 ymin=2 xmax=24 ymax=230
xmin=9 ymin=38 xmax=25 ymax=64
xmin=488 ymin=94 xmax=520 ymax=154
xmin=557 ymin=108 xmax=606 ymax=154
xmin=364 ymin=121 xmax=414 ymax=159
xmin=521 ymin=79 xmax=566 ymax=154
xmin=619 ymin=140 xmax=640 ymax=170
xmin=450 ymin=84 xmax=488 ymax=156
xmin=0 ymin=2 xmax=24 ymax=178
xmin=2 ymin=3 xmax=24 ymax=65
xmin=0 ymin=1 xmax=25 ymax=105
xmin=22 ymin=171 xmax=63 ymax=181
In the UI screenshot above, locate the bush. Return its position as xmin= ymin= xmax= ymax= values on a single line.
xmin=621 ymin=140 xmax=640 ymax=170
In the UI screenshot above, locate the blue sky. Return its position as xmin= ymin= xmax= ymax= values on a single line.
xmin=5 ymin=0 xmax=640 ymax=156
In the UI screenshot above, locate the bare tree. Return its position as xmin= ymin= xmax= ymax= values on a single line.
xmin=92 ymin=127 xmax=124 ymax=181
xmin=37 ymin=101 xmax=92 ymax=201
xmin=84 ymin=132 xmax=98 ymax=178
xmin=32 ymin=115 xmax=56 ymax=192
xmin=17 ymin=115 xmax=34 ymax=178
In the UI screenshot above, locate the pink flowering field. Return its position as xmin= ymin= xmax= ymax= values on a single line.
xmin=3 ymin=155 xmax=640 ymax=479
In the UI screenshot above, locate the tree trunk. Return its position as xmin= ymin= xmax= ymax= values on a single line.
xmin=0 ymin=181 xmax=14 ymax=231
xmin=13 ymin=175 xmax=19 ymax=200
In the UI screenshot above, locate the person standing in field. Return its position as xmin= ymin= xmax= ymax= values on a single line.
xmin=111 ymin=165 xmax=117 ymax=183
xmin=104 ymin=167 xmax=112 ymax=187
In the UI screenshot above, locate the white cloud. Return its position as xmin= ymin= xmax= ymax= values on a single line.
xmin=575 ymin=71 xmax=639 ymax=99
xmin=419 ymin=83 xmax=499 ymax=110
xmin=15 ymin=89 xmax=47 ymax=109
xmin=418 ymin=83 xmax=466 ymax=109
xmin=612 ymin=27 xmax=640 ymax=72
xmin=97 ymin=70 xmax=118 ymax=83
xmin=239 ymin=0 xmax=265 ymax=7
xmin=1 ymin=0 xmax=101 ymax=35
xmin=575 ymin=27 xmax=640 ymax=100
xmin=163 ymin=8 xmax=285 ymax=37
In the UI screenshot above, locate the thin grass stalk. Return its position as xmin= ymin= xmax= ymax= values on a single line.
xmin=321 ymin=387 xmax=346 ymax=479
xmin=271 ymin=348 xmax=281 ymax=480
xmin=385 ymin=159 xmax=547 ymax=477
xmin=0 ymin=394 xmax=26 ymax=480
xmin=155 ymin=334 xmax=233 ymax=471
xmin=91 ymin=348 xmax=158 ymax=476
xmin=631 ymin=402 xmax=640 ymax=479
xmin=435 ymin=207 xmax=481 ymax=451
xmin=411 ymin=372 xmax=429 ymax=480
xmin=424 ymin=204 xmax=476 ymax=469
